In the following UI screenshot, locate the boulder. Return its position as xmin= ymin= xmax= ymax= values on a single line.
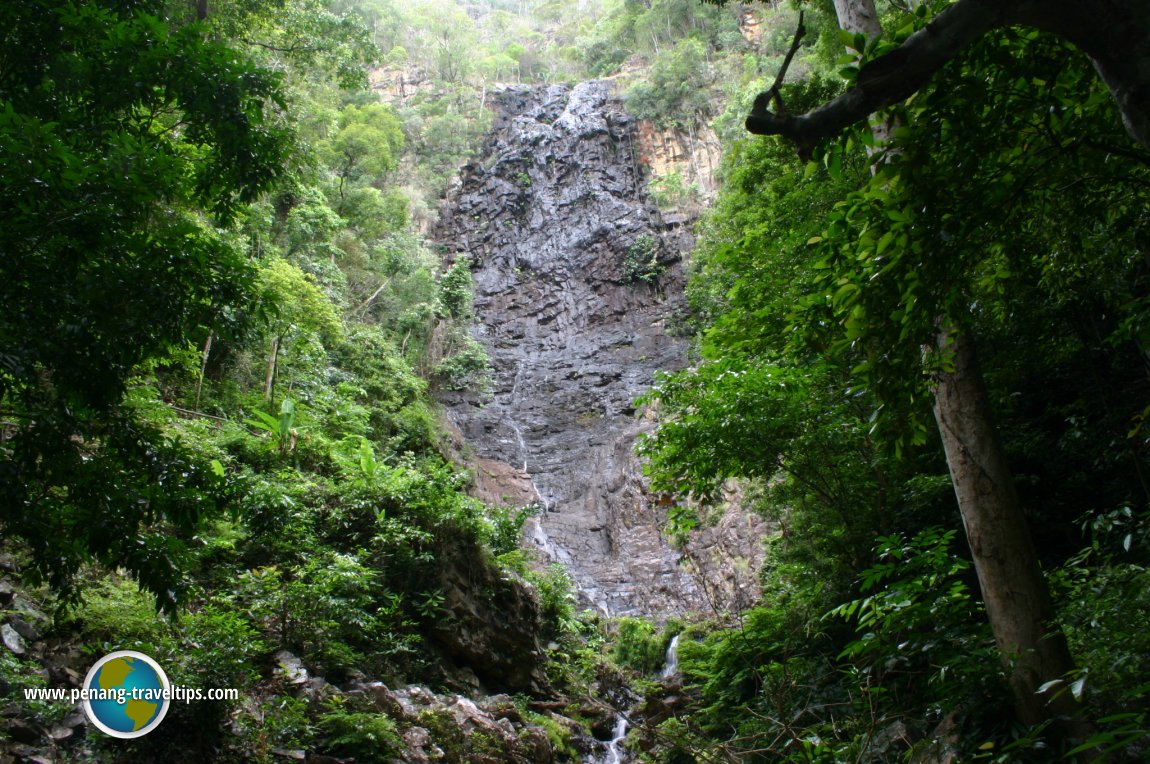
xmin=4 ymin=718 xmax=40 ymax=745
xmin=1 ymin=624 xmax=26 ymax=656
xmin=273 ymin=651 xmax=308 ymax=685
xmin=427 ymin=544 xmax=548 ymax=693
xmin=5 ymin=617 xmax=39 ymax=643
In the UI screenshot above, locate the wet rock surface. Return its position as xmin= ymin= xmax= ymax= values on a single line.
xmin=679 ymin=485 xmax=772 ymax=613
xmin=434 ymin=82 xmax=702 ymax=616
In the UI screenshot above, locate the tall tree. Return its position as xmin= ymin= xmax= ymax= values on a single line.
xmin=824 ymin=0 xmax=1085 ymax=733
xmin=930 ymin=326 xmax=1082 ymax=727
xmin=0 ymin=0 xmax=289 ymax=607
xmin=783 ymin=6 xmax=1150 ymax=747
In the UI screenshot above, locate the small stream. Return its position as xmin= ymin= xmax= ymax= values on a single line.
xmin=601 ymin=715 xmax=629 ymax=764
xmin=587 ymin=633 xmax=681 ymax=763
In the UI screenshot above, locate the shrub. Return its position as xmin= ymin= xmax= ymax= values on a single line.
xmin=610 ymin=617 xmax=664 ymax=674
xmin=481 ymin=504 xmax=539 ymax=557
xmin=432 ymin=331 xmax=491 ymax=392
xmin=64 ymin=576 xmax=166 ymax=651
xmin=623 ymin=235 xmax=662 ymax=285
xmin=528 ymin=564 xmax=578 ymax=639
xmin=317 ymin=708 xmax=401 ymax=759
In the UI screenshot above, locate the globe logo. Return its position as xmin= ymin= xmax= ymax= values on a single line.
xmin=82 ymin=650 xmax=170 ymax=738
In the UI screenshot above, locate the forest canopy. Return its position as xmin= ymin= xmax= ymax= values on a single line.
xmin=0 ymin=0 xmax=293 ymax=605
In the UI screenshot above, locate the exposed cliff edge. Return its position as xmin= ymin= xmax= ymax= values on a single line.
xmin=434 ymin=81 xmax=747 ymax=617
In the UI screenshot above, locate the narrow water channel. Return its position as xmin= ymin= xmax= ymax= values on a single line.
xmin=589 ymin=633 xmax=681 ymax=763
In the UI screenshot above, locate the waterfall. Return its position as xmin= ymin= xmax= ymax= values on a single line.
xmin=585 ymin=713 xmax=629 ymax=764
xmin=434 ymin=82 xmax=697 ymax=617
xmin=508 ymin=359 xmax=530 ymax=473
xmin=508 ymin=358 xmax=551 ymax=512
xmin=661 ymin=634 xmax=680 ymax=679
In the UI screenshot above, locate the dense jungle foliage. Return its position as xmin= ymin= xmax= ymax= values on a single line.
xmin=2 ymin=0 xmax=1150 ymax=762
xmin=636 ymin=1 xmax=1150 ymax=762
xmin=0 ymin=0 xmax=596 ymax=759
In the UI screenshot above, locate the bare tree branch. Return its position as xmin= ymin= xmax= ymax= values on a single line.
xmin=746 ymin=0 xmax=1003 ymax=152
xmin=758 ymin=11 xmax=806 ymax=116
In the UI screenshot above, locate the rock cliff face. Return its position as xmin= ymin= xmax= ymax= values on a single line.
xmin=435 ymin=82 xmax=772 ymax=620
xmin=434 ymin=82 xmax=703 ymax=617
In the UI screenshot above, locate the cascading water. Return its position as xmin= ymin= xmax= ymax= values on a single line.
xmin=508 ymin=357 xmax=552 ymax=513
xmin=661 ymin=634 xmax=681 ymax=679
xmin=587 ymin=633 xmax=682 ymax=763
xmin=602 ymin=715 xmax=629 ymax=764
xmin=508 ymin=360 xmax=530 ymax=473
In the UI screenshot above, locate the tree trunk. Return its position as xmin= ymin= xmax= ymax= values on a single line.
xmin=829 ymin=0 xmax=1090 ymax=739
xmin=194 ymin=331 xmax=213 ymax=410
xmin=831 ymin=0 xmax=881 ymax=39
xmin=931 ymin=326 xmax=1084 ymax=729
xmin=264 ymin=335 xmax=280 ymax=404
xmin=832 ymin=0 xmax=897 ymax=151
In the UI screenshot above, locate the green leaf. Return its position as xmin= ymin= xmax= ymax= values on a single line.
xmin=827 ymin=150 xmax=842 ymax=180
xmin=244 ymin=409 xmax=281 ymax=434
xmin=833 ymin=282 xmax=859 ymax=306
xmin=876 ymin=231 xmax=895 ymax=256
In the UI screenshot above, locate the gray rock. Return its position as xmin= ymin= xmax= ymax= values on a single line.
xmin=11 ymin=597 xmax=48 ymax=627
xmin=302 ymin=676 xmax=333 ymax=701
xmin=5 ymin=617 xmax=39 ymax=643
xmin=305 ymin=755 xmax=346 ymax=764
xmin=400 ymin=726 xmax=432 ymax=764
xmin=401 ymin=685 xmax=436 ymax=707
xmin=1 ymin=623 xmax=26 ymax=656
xmin=429 ymin=544 xmax=548 ymax=693
xmin=4 ymin=718 xmax=40 ymax=744
xmin=16 ymin=751 xmax=56 ymax=764
xmin=356 ymin=681 xmax=407 ymax=720
xmin=61 ymin=712 xmax=86 ymax=729
xmin=273 ymin=651 xmax=308 ymax=685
